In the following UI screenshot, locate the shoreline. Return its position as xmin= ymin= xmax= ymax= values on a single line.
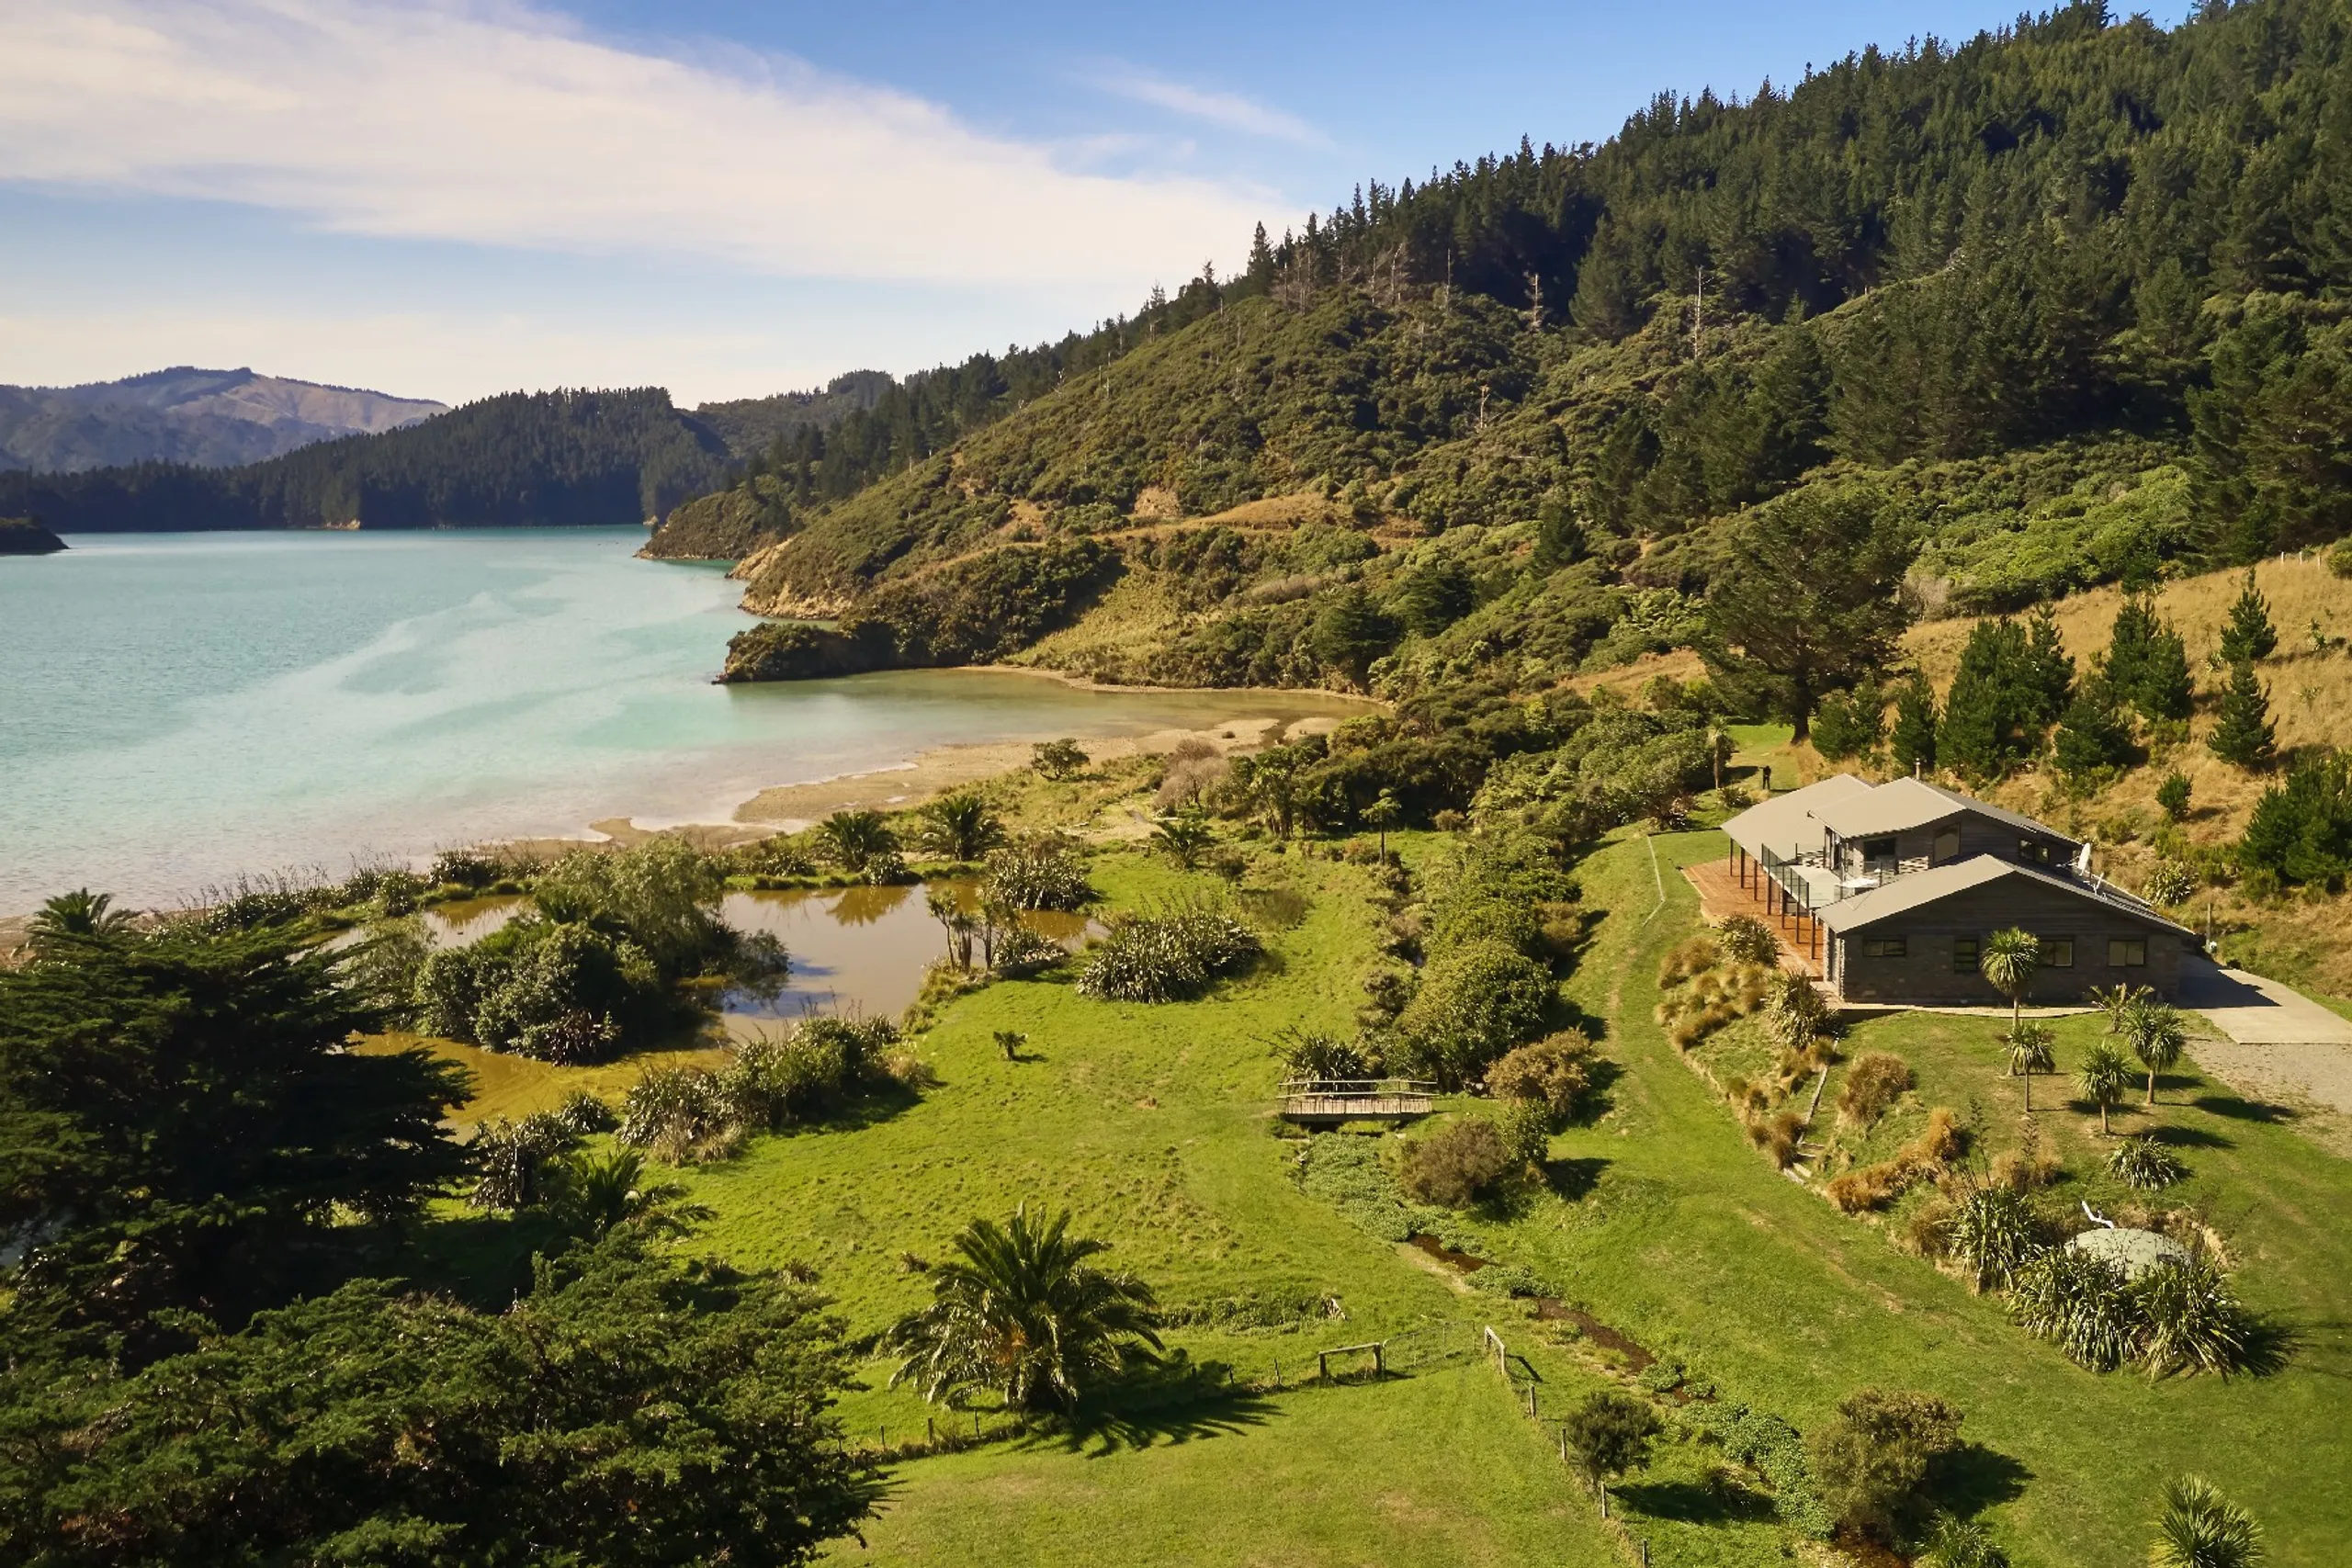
xmin=3 ymin=673 xmax=1375 ymax=927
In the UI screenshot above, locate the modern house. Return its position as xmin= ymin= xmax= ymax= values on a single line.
xmin=1722 ymin=775 xmax=2199 ymax=1004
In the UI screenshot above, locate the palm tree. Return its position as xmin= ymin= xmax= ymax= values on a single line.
xmin=2007 ymin=1022 xmax=2057 ymax=1111
xmin=2077 ymin=1041 xmax=2134 ymax=1134
xmin=1152 ymin=812 xmax=1215 ymax=869
xmin=1979 ymin=928 xmax=2041 ymax=1032
xmin=1362 ymin=790 xmax=1403 ymax=862
xmin=816 ymin=809 xmax=896 ymax=874
xmin=2126 ymin=999 xmax=2188 ymax=1104
xmin=2151 ymin=1476 xmax=2264 ymax=1568
xmin=556 ymin=1148 xmax=707 ymax=1239
xmin=888 ymin=1205 xmax=1163 ymax=1414
xmin=28 ymin=887 xmax=137 ymax=953
xmin=2088 ymin=981 xmax=2154 ymax=1033
xmin=917 ymin=791 xmax=1005 ymax=862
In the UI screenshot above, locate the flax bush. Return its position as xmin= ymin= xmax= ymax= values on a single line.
xmin=1075 ymin=900 xmax=1260 ymax=1002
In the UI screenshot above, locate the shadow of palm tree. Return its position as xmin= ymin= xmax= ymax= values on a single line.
xmin=2192 ymin=1093 xmax=2298 ymax=1123
xmin=1023 ymin=1359 xmax=1276 ymax=1457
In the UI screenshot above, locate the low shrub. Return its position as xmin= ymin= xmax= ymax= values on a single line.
xmin=466 ymin=1112 xmax=580 ymax=1212
xmin=982 ymin=841 xmax=1094 ymax=910
xmin=415 ymin=918 xmax=659 ymax=1064
xmin=1483 ymin=1029 xmax=1603 ymax=1119
xmin=1806 ymin=1388 xmax=1963 ymax=1543
xmin=989 ymin=923 xmax=1064 ymax=976
xmin=1681 ymin=1402 xmax=1834 ymax=1537
xmin=1399 ymin=1117 xmax=1516 ymax=1207
xmin=1494 ymin=1098 xmax=1553 ymax=1168
xmin=1715 ymin=914 xmax=1778 ymax=965
xmin=1838 ymin=1052 xmax=1913 ymax=1129
xmin=1657 ymin=935 xmax=1721 ymax=987
xmin=1467 ymin=1262 xmax=1555 ymax=1298
xmin=2109 ymin=1134 xmax=2189 ymax=1190
xmin=2142 ymin=860 xmax=2197 ymax=905
xmin=616 ymin=1066 xmax=729 ymax=1162
xmin=1746 ymin=1109 xmax=1805 ymax=1168
xmin=1075 ymin=900 xmax=1261 ymax=1001
xmin=1945 ymin=1184 xmax=2042 ymax=1292
xmin=2008 ymin=1247 xmax=2143 ymax=1371
xmin=550 ymin=1089 xmax=617 ymax=1134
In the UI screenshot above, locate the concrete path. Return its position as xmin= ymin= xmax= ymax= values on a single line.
xmin=2177 ymin=956 xmax=2352 ymax=1121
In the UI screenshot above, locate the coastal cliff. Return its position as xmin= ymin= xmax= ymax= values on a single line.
xmin=0 ymin=515 xmax=65 ymax=555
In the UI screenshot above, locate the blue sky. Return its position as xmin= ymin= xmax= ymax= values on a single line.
xmin=0 ymin=0 xmax=2190 ymax=406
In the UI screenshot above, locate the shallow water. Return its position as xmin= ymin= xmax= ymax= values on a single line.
xmin=0 ymin=528 xmax=1350 ymax=908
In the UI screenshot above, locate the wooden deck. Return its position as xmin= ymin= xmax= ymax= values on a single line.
xmin=1277 ymin=1078 xmax=1437 ymax=1124
xmin=1681 ymin=856 xmax=1820 ymax=976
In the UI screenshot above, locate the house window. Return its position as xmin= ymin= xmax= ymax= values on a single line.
xmin=1953 ymin=937 xmax=1979 ymax=973
xmin=1862 ymin=836 xmax=1896 ymax=871
xmin=1862 ymin=938 xmax=1906 ymax=959
xmin=2018 ymin=838 xmax=2052 ymax=864
xmin=1932 ymin=828 xmax=1960 ymax=863
xmin=2109 ymin=937 xmax=2148 ymax=967
xmin=2043 ymin=939 xmax=2075 ymax=967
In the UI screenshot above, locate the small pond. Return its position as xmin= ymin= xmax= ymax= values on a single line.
xmin=418 ymin=883 xmax=1094 ymax=1028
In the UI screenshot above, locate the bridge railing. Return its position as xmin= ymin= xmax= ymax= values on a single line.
xmin=1276 ymin=1077 xmax=1440 ymax=1098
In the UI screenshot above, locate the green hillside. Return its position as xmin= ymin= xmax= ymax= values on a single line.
xmin=687 ymin=0 xmax=2351 ymax=704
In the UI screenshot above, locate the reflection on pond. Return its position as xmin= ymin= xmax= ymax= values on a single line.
xmin=721 ymin=884 xmax=1096 ymax=1026
xmin=416 ymin=882 xmax=1095 ymax=1028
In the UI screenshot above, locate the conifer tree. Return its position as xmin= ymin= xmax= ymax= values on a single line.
xmin=2104 ymin=594 xmax=2194 ymax=723
xmin=1939 ymin=619 xmax=2053 ymax=780
xmin=2209 ymin=659 xmax=2277 ymax=770
xmin=2052 ymin=672 xmax=2135 ymax=783
xmin=2021 ymin=605 xmax=2076 ymax=728
xmin=1889 ymin=671 xmax=1938 ymax=776
xmin=2220 ymin=571 xmax=2278 ymax=664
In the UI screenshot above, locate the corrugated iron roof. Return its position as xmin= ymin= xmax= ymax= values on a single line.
xmin=1813 ymin=777 xmax=2076 ymax=844
xmin=1721 ymin=773 xmax=1872 ymax=862
xmin=1819 ymin=855 xmax=2195 ymax=937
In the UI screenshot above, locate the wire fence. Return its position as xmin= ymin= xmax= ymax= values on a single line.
xmin=1482 ymin=1324 xmax=1655 ymax=1568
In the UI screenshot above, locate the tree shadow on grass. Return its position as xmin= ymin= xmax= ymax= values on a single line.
xmin=1930 ymin=1442 xmax=2031 ymax=1519
xmin=2192 ymin=1093 xmax=2299 ymax=1124
xmin=2146 ymin=1122 xmax=2234 ymax=1149
xmin=1540 ymin=1155 xmax=1611 ymax=1201
xmin=1026 ymin=1359 xmax=1276 ymax=1458
xmin=1616 ymin=1474 xmax=1777 ymax=1526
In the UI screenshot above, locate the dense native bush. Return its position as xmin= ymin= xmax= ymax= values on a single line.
xmin=1483 ymin=1030 xmax=1604 ymax=1121
xmin=616 ymin=1018 xmax=911 ymax=1163
xmin=2007 ymin=1247 xmax=2258 ymax=1377
xmin=1398 ymin=1117 xmax=1517 ymax=1207
xmin=1075 ymin=900 xmax=1261 ymax=1002
xmin=415 ymin=918 xmax=655 ymax=1063
xmin=1393 ymin=939 xmax=1555 ymax=1088
xmin=982 ymin=840 xmax=1094 ymax=910
xmin=1473 ymin=707 xmax=1717 ymax=837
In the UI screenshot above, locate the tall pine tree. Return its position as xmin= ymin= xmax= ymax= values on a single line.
xmin=1889 ymin=671 xmax=1939 ymax=777
xmin=2103 ymin=594 xmax=2194 ymax=723
xmin=2220 ymin=570 xmax=2278 ymax=664
xmin=2209 ymin=658 xmax=2278 ymax=770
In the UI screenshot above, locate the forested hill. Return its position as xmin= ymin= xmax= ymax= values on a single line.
xmin=0 ymin=389 xmax=730 ymax=532
xmin=703 ymin=0 xmax=2352 ymax=697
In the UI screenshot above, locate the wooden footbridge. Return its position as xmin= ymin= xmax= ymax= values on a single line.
xmin=1276 ymin=1077 xmax=1438 ymax=1126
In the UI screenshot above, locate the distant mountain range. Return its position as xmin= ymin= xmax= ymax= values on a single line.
xmin=0 ymin=367 xmax=447 ymax=473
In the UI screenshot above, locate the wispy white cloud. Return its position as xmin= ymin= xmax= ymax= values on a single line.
xmin=1093 ymin=64 xmax=1330 ymax=149
xmin=0 ymin=0 xmax=1271 ymax=287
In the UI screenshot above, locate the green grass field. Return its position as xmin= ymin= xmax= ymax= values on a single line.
xmin=413 ymin=818 xmax=2352 ymax=1566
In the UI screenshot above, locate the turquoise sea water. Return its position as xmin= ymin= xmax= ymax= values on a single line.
xmin=0 ymin=529 xmax=1346 ymax=909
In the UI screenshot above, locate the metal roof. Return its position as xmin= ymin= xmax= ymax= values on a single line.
xmin=1819 ymin=855 xmax=2196 ymax=937
xmin=1812 ymin=777 xmax=2075 ymax=844
xmin=1721 ymin=773 xmax=1872 ymax=862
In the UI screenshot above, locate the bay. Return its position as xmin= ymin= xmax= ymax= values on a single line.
xmin=0 ymin=528 xmax=1350 ymax=910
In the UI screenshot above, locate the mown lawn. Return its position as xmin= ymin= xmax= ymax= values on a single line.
xmin=1426 ymin=829 xmax=2352 ymax=1568
xmin=823 ymin=1362 xmax=1612 ymax=1568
